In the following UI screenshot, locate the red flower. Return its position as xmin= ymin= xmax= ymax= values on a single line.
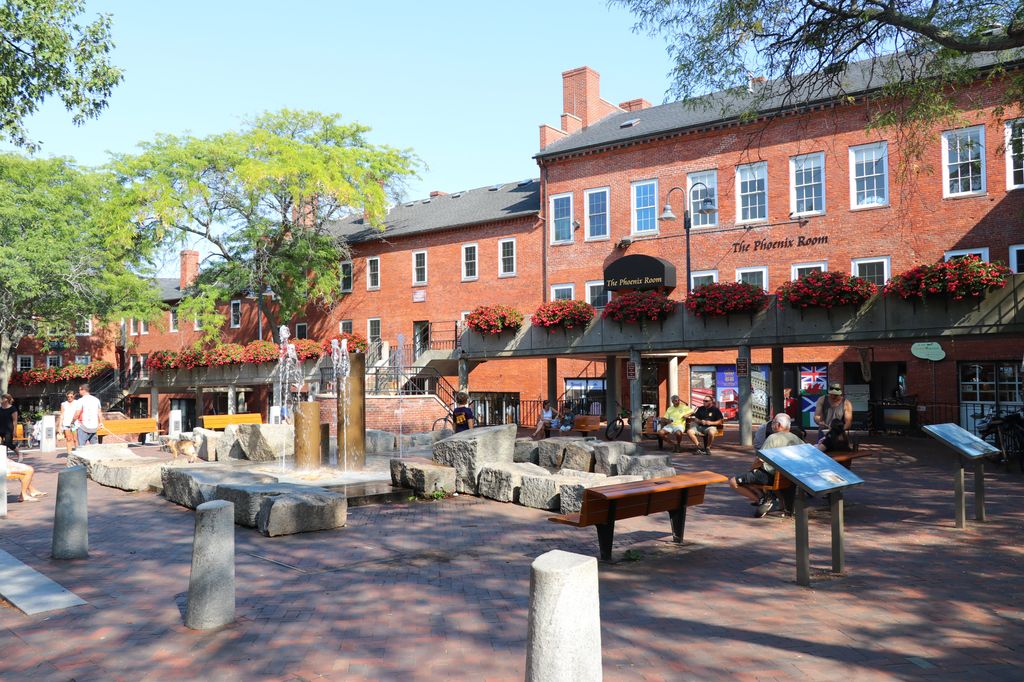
xmin=684 ymin=282 xmax=768 ymax=318
xmin=885 ymin=256 xmax=1009 ymax=301
xmin=466 ymin=305 xmax=524 ymax=335
xmin=602 ymin=290 xmax=678 ymax=324
xmin=531 ymin=300 xmax=595 ymax=331
xmin=325 ymin=332 xmax=369 ymax=353
xmin=776 ymin=271 xmax=876 ymax=310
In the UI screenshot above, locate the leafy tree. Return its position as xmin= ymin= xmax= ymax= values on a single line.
xmin=0 ymin=0 xmax=123 ymax=151
xmin=0 ymin=154 xmax=162 ymax=392
xmin=108 ymin=109 xmax=419 ymax=344
xmin=612 ymin=0 xmax=1024 ymax=133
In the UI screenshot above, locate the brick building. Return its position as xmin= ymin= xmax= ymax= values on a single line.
xmin=9 ymin=57 xmax=1024 ymax=432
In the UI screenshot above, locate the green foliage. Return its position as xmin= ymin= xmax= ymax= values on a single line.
xmin=623 ymin=549 xmax=642 ymax=561
xmin=108 ymin=109 xmax=420 ymax=344
xmin=0 ymin=0 xmax=123 ymax=150
xmin=430 ymin=489 xmax=447 ymax=500
xmin=0 ymin=154 xmax=162 ymax=391
xmin=613 ymin=1 xmax=1024 ymax=143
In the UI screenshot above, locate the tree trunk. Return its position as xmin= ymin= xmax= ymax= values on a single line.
xmin=0 ymin=332 xmax=17 ymax=394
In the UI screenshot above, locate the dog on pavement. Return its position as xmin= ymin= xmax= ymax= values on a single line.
xmin=168 ymin=437 xmax=199 ymax=463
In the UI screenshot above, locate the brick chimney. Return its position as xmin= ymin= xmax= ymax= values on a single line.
xmin=540 ymin=66 xmax=629 ymax=149
xmin=619 ymin=98 xmax=651 ymax=112
xmin=180 ymin=250 xmax=199 ymax=289
xmin=429 ymin=190 xmax=448 ymax=198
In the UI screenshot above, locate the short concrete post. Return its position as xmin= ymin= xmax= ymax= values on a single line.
xmin=41 ymin=414 xmax=57 ymax=452
xmin=52 ymin=465 xmax=89 ymax=559
xmin=1 ymin=446 xmax=8 ymax=519
xmin=526 ymin=550 xmax=602 ymax=682
xmin=185 ymin=500 xmax=235 ymax=630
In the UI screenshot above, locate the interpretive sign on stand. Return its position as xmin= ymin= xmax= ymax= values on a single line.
xmin=757 ymin=443 xmax=865 ymax=587
xmin=923 ymin=423 xmax=997 ymax=528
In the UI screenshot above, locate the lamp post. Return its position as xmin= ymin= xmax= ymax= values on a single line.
xmin=659 ymin=182 xmax=715 ymax=292
xmin=246 ymin=285 xmax=275 ymax=341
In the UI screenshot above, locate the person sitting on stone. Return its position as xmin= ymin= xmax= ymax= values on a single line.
xmin=686 ymin=395 xmax=724 ymax=455
xmin=730 ymin=413 xmax=804 ymax=517
xmin=657 ymin=394 xmax=692 ymax=452
xmin=817 ymin=418 xmax=853 ymax=453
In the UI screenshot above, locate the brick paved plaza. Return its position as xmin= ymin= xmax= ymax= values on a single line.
xmin=2 ymin=435 xmax=1023 ymax=681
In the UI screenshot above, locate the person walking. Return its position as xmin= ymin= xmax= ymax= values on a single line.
xmin=0 ymin=393 xmax=19 ymax=457
xmin=60 ymin=390 xmax=78 ymax=455
xmin=74 ymin=384 xmax=104 ymax=447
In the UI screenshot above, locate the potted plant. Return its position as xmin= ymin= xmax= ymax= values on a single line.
xmin=465 ymin=304 xmax=524 ymax=335
xmin=775 ymin=270 xmax=876 ymax=310
xmin=326 ymin=332 xmax=369 ymax=353
xmin=241 ymin=340 xmax=279 ymax=364
xmin=531 ymin=300 xmax=595 ymax=332
xmin=684 ymin=281 xmax=769 ymax=318
xmin=602 ymin=290 xmax=677 ymax=324
xmin=884 ymin=255 xmax=1011 ymax=301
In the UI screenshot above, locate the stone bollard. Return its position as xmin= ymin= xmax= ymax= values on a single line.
xmin=52 ymin=465 xmax=89 ymax=559
xmin=1 ymin=446 xmax=8 ymax=519
xmin=525 ymin=550 xmax=602 ymax=682
xmin=185 ymin=500 xmax=235 ymax=629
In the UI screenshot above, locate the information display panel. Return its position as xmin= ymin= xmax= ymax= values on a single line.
xmin=923 ymin=423 xmax=1000 ymax=460
xmin=758 ymin=443 xmax=865 ymax=496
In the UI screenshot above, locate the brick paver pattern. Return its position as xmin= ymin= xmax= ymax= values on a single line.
xmin=1 ymin=434 xmax=1023 ymax=681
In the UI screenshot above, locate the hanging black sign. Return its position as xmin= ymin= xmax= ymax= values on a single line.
xmin=603 ymin=254 xmax=677 ymax=291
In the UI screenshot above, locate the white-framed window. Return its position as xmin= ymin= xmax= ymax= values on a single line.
xmin=75 ymin=317 xmax=92 ymax=336
xmin=294 ymin=322 xmax=308 ymax=339
xmin=47 ymin=355 xmax=62 ymax=368
xmin=736 ymin=266 xmax=768 ymax=290
xmin=139 ymin=319 xmax=149 ymax=335
xmin=690 ymin=270 xmax=718 ymax=289
xmin=790 ymin=152 xmax=825 ymax=216
xmin=852 ymin=257 xmax=891 ymax=285
xmin=412 ymin=251 xmax=427 ymax=286
xmin=1010 ymin=244 xmax=1024 ymax=273
xmin=461 ymin=243 xmax=478 ymax=281
xmin=1006 ymin=120 xmax=1024 ymax=190
xmin=737 ymin=162 xmax=768 ymax=222
xmin=367 ymin=257 xmax=380 ymax=290
xmin=367 ymin=318 xmax=381 ymax=343
xmin=585 ymin=280 xmax=610 ymax=307
xmin=584 ymin=188 xmax=610 ymax=240
xmin=75 ymin=354 xmax=91 ymax=365
xmin=631 ymin=179 xmax=658 ymax=234
xmin=498 ymin=238 xmax=517 ymax=277
xmin=16 ymin=355 xmax=33 ymax=372
xmin=942 ymin=125 xmax=986 ymax=197
xmin=551 ymin=284 xmax=575 ymax=301
xmin=193 ymin=317 xmax=201 ymax=331
xmin=230 ymin=300 xmax=241 ymax=328
xmin=550 ymin=192 xmax=573 ymax=244
xmin=129 ymin=318 xmax=138 ymax=335
xmin=792 ymin=261 xmax=827 ymax=280
xmin=339 ymin=320 xmax=353 ymax=335
xmin=687 ymin=170 xmax=718 ymax=227
xmin=460 ymin=310 xmax=472 ymax=323
xmin=944 ymin=248 xmax=990 ymax=262
xmin=340 ymin=260 xmax=353 ymax=292
xmin=849 ymin=142 xmax=889 ymax=209
xmin=138 ymin=354 xmax=149 ymax=377
xmin=169 ymin=308 xmax=178 ymax=332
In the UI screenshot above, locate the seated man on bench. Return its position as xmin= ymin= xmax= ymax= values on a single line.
xmin=657 ymin=395 xmax=692 ymax=452
xmin=686 ymin=395 xmax=724 ymax=456
xmin=730 ymin=413 xmax=804 ymax=517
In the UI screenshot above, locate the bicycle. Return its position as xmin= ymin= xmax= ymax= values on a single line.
xmin=432 ymin=412 xmax=453 ymax=431
xmin=605 ymin=402 xmax=657 ymax=440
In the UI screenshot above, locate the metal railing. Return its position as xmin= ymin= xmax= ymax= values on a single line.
xmin=365 ymin=364 xmax=460 ymax=407
xmin=519 ymin=398 xmax=605 ymax=427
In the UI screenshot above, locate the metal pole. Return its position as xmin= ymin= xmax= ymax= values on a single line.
xmin=684 ymin=212 xmax=692 ymax=293
xmin=629 ymin=348 xmax=642 ymax=443
xmin=954 ymin=458 xmax=966 ymax=529
xmin=795 ymin=491 xmax=810 ymax=587
xmin=830 ymin=491 xmax=845 ymax=573
xmin=738 ymin=345 xmax=752 ymax=446
xmin=257 ymin=295 xmax=264 ymax=341
xmin=973 ymin=460 xmax=986 ymax=522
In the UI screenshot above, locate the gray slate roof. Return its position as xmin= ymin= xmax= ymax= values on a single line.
xmin=329 ymin=179 xmax=540 ymax=243
xmin=537 ymin=52 xmax=1020 ymax=159
xmin=156 ymin=277 xmax=182 ymax=302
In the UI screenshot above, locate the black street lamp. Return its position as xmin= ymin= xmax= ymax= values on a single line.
xmin=246 ymin=285 xmax=276 ymax=341
xmin=659 ymin=182 xmax=716 ymax=292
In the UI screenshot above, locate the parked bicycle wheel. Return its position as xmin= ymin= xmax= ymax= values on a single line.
xmin=605 ymin=418 xmax=625 ymax=440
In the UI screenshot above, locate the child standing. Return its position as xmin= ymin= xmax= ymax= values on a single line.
xmin=451 ymin=392 xmax=475 ymax=433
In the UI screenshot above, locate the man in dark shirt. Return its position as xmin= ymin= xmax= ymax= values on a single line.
xmin=451 ymin=392 xmax=475 ymax=433
xmin=686 ymin=395 xmax=725 ymax=455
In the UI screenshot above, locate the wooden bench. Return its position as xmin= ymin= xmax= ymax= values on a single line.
xmin=98 ymin=418 xmax=160 ymax=441
xmin=573 ymin=415 xmax=602 ymax=437
xmin=200 ymin=413 xmax=263 ymax=430
xmin=549 ymin=471 xmax=728 ymax=560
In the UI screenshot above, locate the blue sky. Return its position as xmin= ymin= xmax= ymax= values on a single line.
xmin=6 ymin=0 xmax=675 ymax=201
